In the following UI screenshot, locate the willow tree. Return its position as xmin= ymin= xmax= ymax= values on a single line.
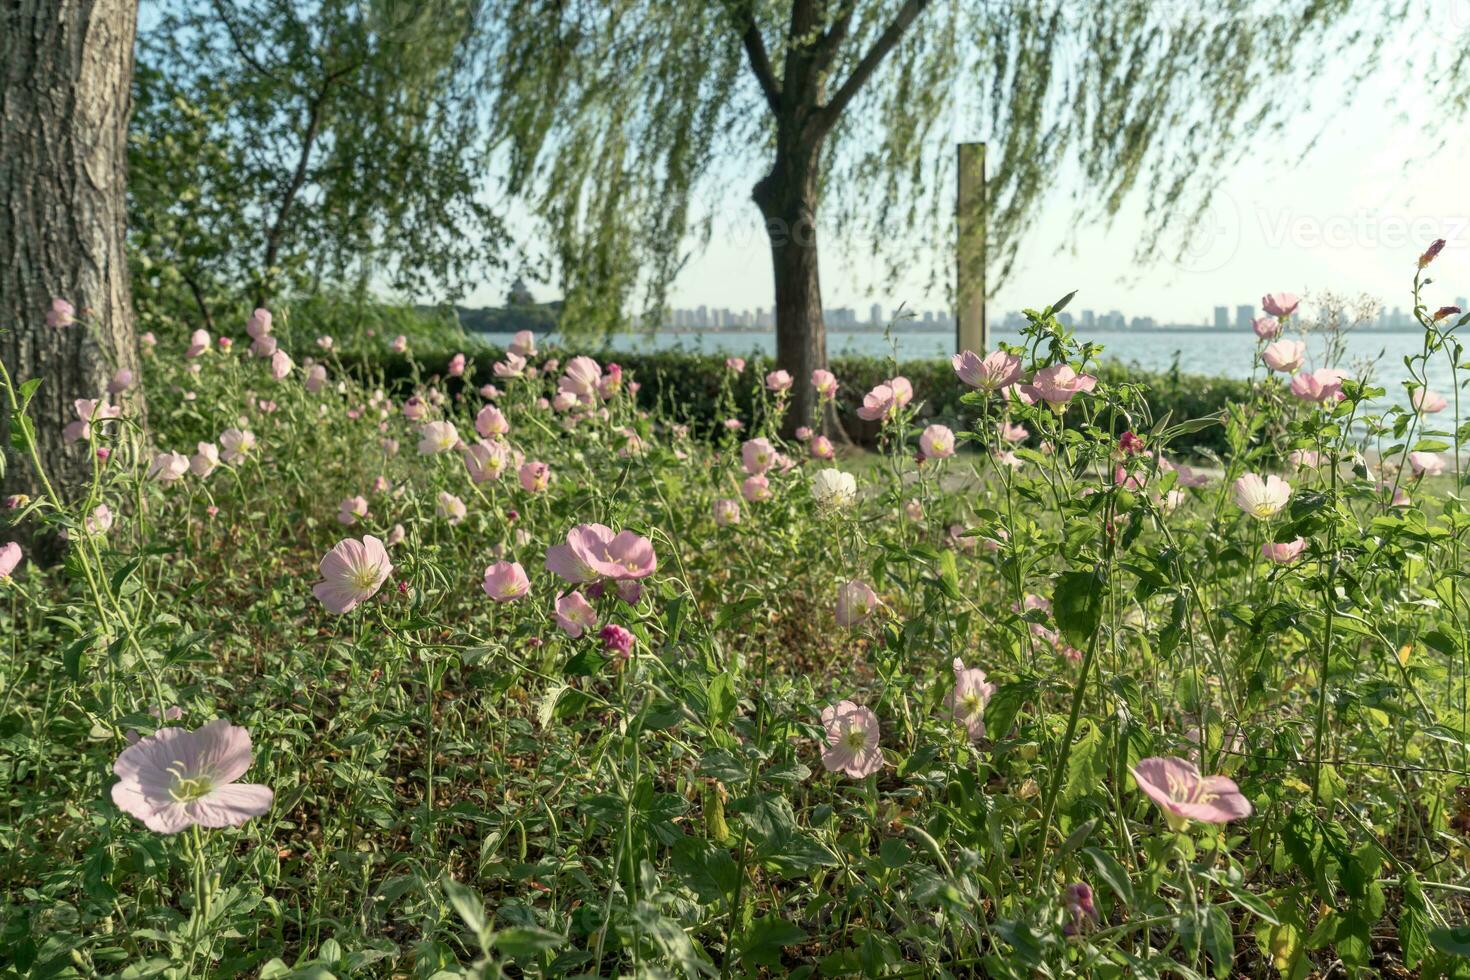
xmin=131 ymin=0 xmax=507 ymax=334
xmin=487 ymin=0 xmax=1378 ymax=431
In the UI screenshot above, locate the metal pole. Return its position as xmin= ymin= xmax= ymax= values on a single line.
xmin=956 ymin=142 xmax=987 ymax=354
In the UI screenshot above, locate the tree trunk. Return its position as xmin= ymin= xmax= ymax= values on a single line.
xmin=754 ymin=157 xmax=845 ymax=441
xmin=0 ymin=0 xmax=142 ymax=549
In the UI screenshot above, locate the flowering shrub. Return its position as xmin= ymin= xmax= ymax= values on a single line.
xmin=1 ymin=250 xmax=1467 ymax=976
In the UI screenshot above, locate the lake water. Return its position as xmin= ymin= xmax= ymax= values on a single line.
xmin=476 ymin=328 xmax=1463 ymax=406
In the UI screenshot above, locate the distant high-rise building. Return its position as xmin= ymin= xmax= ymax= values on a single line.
xmin=869 ymin=303 xmax=883 ymax=324
xmin=1235 ymin=305 xmax=1253 ymax=330
xmin=1213 ymin=306 xmax=1229 ymax=330
xmin=1058 ymin=312 xmax=1074 ymax=328
xmin=1081 ymin=309 xmax=1096 ymax=328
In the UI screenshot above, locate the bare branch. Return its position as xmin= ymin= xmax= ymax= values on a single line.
xmin=732 ymin=5 xmax=781 ymax=114
xmin=818 ymin=0 xmax=929 ymax=132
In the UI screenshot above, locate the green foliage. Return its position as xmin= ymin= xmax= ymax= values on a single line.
xmin=129 ymin=0 xmax=505 ymax=335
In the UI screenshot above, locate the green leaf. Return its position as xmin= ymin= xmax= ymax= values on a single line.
xmin=1060 ymin=720 xmax=1106 ymax=808
xmin=670 ymin=837 xmax=740 ymax=905
xmin=1401 ymin=872 xmax=1429 ymax=969
xmin=707 ymin=671 xmax=737 ymax=727
xmin=492 ymin=926 xmax=565 ymax=958
xmin=442 ymin=877 xmax=488 ymax=939
xmin=740 ymin=914 xmax=807 ymax=970
xmin=1053 ymin=571 xmax=1105 ymax=649
xmin=1081 ymin=846 xmax=1134 ymax=907
xmin=983 ymin=680 xmax=1035 ymax=741
xmin=1429 ymin=925 xmax=1470 ymax=958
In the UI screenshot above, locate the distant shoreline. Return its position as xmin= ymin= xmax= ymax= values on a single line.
xmin=477 ymin=325 xmax=1434 ymax=337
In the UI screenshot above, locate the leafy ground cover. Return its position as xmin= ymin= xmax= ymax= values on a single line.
xmin=2 ymin=266 xmax=1470 ymax=978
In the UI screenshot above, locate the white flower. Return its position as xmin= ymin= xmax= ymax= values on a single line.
xmin=811 ymin=468 xmax=857 ymax=508
xmin=1232 ymin=473 xmax=1291 ymax=520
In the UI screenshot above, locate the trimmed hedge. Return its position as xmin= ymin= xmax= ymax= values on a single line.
xmin=341 ymin=344 xmax=1251 ymax=458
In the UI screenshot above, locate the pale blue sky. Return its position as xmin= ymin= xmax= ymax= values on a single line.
xmin=466 ymin=16 xmax=1470 ymax=326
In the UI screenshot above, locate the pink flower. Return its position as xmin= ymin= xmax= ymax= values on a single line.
xmin=494 ymin=352 xmax=527 ymax=378
xmin=190 ymin=442 xmax=219 ymax=478
xmin=148 ymin=451 xmax=189 ymax=482
xmin=85 ymin=503 xmax=113 ymax=535
xmin=1419 ymin=238 xmax=1447 ymax=268
xmin=600 ymin=623 xmax=635 ymax=659
xmin=447 ymin=353 xmax=466 ymax=377
xmin=482 ymin=560 xmax=530 ymax=602
xmin=220 ymin=428 xmax=255 ymax=465
xmin=0 ymin=542 xmax=22 ymax=580
xmin=1288 ymin=449 xmax=1321 ymax=470
xmin=185 ymin=329 xmax=210 ymax=358
xmin=726 ymin=357 xmax=746 ymax=374
xmin=835 ymin=579 xmax=877 ymax=627
xmin=794 ymin=426 xmax=813 ymax=442
xmin=559 ymin=356 xmax=602 ymax=405
xmin=904 ymin=498 xmax=924 ymax=521
xmin=856 ymin=382 xmax=901 ymax=421
xmin=107 ymin=369 xmax=133 ymax=395
xmin=1063 ymin=882 xmax=1097 ymax=936
xmin=63 ymin=398 xmax=118 ymax=444
xmin=509 ymin=330 xmax=537 ymax=357
xmin=519 ymin=460 xmax=550 ymax=493
xmin=1232 ymin=473 xmax=1291 ymax=520
xmin=1130 ymin=756 xmax=1252 ymax=830
xmin=1118 ymin=431 xmax=1146 ymax=456
xmin=47 ymin=297 xmax=75 ymax=328
xmin=1252 ymin=316 xmax=1282 ymax=340
xmin=1289 ymin=368 xmax=1347 ymax=403
xmin=1413 ymin=389 xmax=1448 ymax=414
xmin=554 ymin=591 xmax=598 ymax=637
xmin=481 ymin=383 xmax=502 ymax=400
xmin=598 ymin=363 xmax=623 ymax=399
xmin=811 ymin=369 xmax=837 ymax=399
xmin=1261 ymin=292 xmax=1300 ymax=318
xmin=952 ymin=349 xmax=1021 ymax=391
xmin=417 ymin=421 xmax=461 ymax=455
xmin=943 ymin=659 xmax=996 ymax=740
xmin=765 ymin=369 xmax=793 ymax=392
xmin=463 ymin=439 xmax=509 ymax=483
xmin=1261 ymin=538 xmax=1306 ymax=563
xmin=336 ymin=495 xmax=369 ymax=525
xmin=313 ymin=535 xmax=392 ymax=613
xmin=316 ymin=335 xmax=333 ymax=350
xmin=999 ymin=422 xmax=1027 ymax=443
xmin=919 ymin=424 xmax=956 ymax=460
xmin=402 ymin=396 xmax=429 ymax=421
xmin=741 ymin=474 xmax=771 ymax=503
xmin=475 ymin=405 xmax=510 ymax=439
xmin=386 ymin=524 xmax=406 ymax=546
xmin=305 ymin=364 xmax=327 ymax=393
xmin=390 ymin=335 xmax=408 ymax=354
xmin=546 ymin=524 xmax=657 ymax=583
xmin=246 ymin=308 xmax=272 ymax=340
xmin=140 ymin=331 xmax=157 ymax=351
xmin=251 ymin=335 xmax=277 ymax=358
xmin=269 ymin=349 xmax=294 ymax=380
xmin=713 ymin=497 xmax=741 ymax=526
xmin=741 ymin=437 xmax=776 ymax=474
xmin=1261 ymin=340 xmax=1306 ymax=373
xmin=1434 ymin=306 xmax=1460 ymax=322
xmin=1409 ymin=451 xmax=1445 ymax=477
xmin=437 ymin=491 xmax=467 ymax=525
xmin=820 ymin=701 xmax=883 ymax=778
xmin=111 ymin=719 xmax=273 ymax=833
xmin=810 ymin=435 xmax=835 ymax=460
xmin=1023 ymin=365 xmax=1097 ymax=406
xmin=218 ymin=337 xmax=233 ymax=353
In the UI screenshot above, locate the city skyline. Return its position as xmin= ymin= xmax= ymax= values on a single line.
xmin=651 ymin=295 xmax=1467 ymax=333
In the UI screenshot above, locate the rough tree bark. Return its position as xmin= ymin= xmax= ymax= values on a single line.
xmin=0 ymin=0 xmax=142 ymax=549
xmin=739 ymin=0 xmax=930 ymax=439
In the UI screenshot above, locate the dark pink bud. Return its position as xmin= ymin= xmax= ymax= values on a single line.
xmin=1420 ymin=238 xmax=1447 ymax=268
